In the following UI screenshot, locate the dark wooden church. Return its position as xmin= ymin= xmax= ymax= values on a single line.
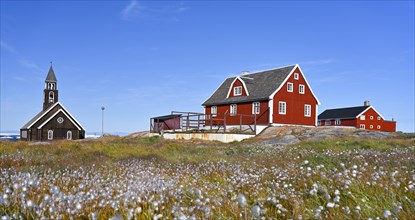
xmin=20 ymin=65 xmax=85 ymax=141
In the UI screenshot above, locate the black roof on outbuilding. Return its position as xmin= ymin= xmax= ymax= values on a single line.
xmin=202 ymin=65 xmax=296 ymax=106
xmin=151 ymin=114 xmax=182 ymax=121
xmin=318 ymin=106 xmax=370 ymax=120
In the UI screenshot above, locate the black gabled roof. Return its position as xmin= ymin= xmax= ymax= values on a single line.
xmin=20 ymin=104 xmax=55 ymax=129
xmin=318 ymin=106 xmax=370 ymax=120
xmin=45 ymin=66 xmax=57 ymax=82
xmin=21 ymin=102 xmax=85 ymax=130
xmin=202 ymin=65 xmax=296 ymax=106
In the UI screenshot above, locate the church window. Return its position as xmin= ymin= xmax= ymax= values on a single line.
xmin=48 ymin=83 xmax=55 ymax=90
xmin=49 ymin=92 xmax=54 ymax=103
xmin=48 ymin=130 xmax=53 ymax=140
xmin=57 ymin=117 xmax=64 ymax=124
xmin=67 ymin=131 xmax=72 ymax=140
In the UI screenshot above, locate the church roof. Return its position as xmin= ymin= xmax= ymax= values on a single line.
xmin=21 ymin=102 xmax=85 ymax=130
xmin=45 ymin=66 xmax=57 ymax=82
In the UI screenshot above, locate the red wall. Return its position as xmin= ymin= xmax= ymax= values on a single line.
xmin=205 ymin=101 xmax=269 ymax=125
xmin=228 ymin=79 xmax=248 ymax=98
xmin=272 ymin=67 xmax=318 ymax=126
xmin=319 ymin=107 xmax=396 ymax=132
xmin=321 ymin=118 xmax=356 ymax=127
xmin=355 ymin=108 xmax=395 ymax=132
xmin=382 ymin=121 xmax=396 ymax=132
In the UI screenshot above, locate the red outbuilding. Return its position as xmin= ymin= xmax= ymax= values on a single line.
xmin=202 ymin=64 xmax=320 ymax=126
xmin=318 ymin=101 xmax=396 ymax=132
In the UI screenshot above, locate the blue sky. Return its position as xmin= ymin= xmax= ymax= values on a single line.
xmin=1 ymin=1 xmax=414 ymax=133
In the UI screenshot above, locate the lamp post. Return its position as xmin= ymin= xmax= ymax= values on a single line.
xmin=101 ymin=106 xmax=105 ymax=136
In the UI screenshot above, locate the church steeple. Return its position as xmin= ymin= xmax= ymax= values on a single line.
xmin=43 ymin=65 xmax=59 ymax=110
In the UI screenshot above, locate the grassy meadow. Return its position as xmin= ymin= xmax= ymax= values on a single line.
xmin=0 ymin=134 xmax=414 ymax=219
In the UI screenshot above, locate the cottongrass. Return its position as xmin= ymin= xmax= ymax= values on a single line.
xmin=0 ymin=137 xmax=414 ymax=219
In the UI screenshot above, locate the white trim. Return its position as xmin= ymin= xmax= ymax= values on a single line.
xmin=315 ymin=105 xmax=318 ymax=126
xmin=287 ymin=82 xmax=293 ymax=92
xmin=48 ymin=130 xmax=53 ymax=140
xmin=299 ymin=84 xmax=305 ymax=94
xmin=335 ymin=119 xmax=341 ymax=125
xmin=360 ymin=124 xmax=365 ymax=129
xmin=304 ymin=104 xmax=311 ymax=117
xmin=226 ymin=76 xmax=250 ymax=98
xmin=356 ymin=106 xmax=384 ymax=120
xmin=26 ymin=102 xmax=60 ymax=129
xmin=269 ymin=66 xmax=296 ymax=99
xmin=252 ymin=102 xmax=260 ymax=114
xmin=268 ymin=64 xmax=320 ymax=104
xmin=67 ymin=131 xmax=72 ymax=140
xmin=233 ymin=86 xmax=243 ymax=96
xmin=37 ymin=109 xmax=82 ymax=130
xmin=52 ymin=102 xmax=85 ymax=130
xmin=268 ymin=99 xmax=273 ymax=123
xmin=230 ymin=104 xmax=237 ymax=116
xmin=296 ymin=65 xmax=321 ymax=105
xmin=278 ymin=101 xmax=286 ymax=115
xmin=294 ymin=73 xmax=299 ymax=80
xmin=211 ymin=106 xmax=217 ymax=116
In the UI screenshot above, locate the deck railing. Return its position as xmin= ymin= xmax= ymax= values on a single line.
xmin=150 ymin=107 xmax=269 ymax=135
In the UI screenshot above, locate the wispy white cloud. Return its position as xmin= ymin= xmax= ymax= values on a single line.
xmin=18 ymin=59 xmax=44 ymax=73
xmin=121 ymin=1 xmax=189 ymax=22
xmin=14 ymin=76 xmax=25 ymax=81
xmin=0 ymin=41 xmax=18 ymax=54
xmin=301 ymin=59 xmax=335 ymax=65
xmin=122 ymin=0 xmax=141 ymax=20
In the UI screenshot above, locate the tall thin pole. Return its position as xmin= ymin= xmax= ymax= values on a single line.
xmin=101 ymin=106 xmax=105 ymax=136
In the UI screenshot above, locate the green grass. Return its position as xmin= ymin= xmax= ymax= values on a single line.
xmin=0 ymin=135 xmax=414 ymax=219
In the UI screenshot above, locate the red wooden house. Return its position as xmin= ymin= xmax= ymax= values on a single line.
xmin=318 ymin=101 xmax=396 ymax=132
xmin=202 ymin=64 xmax=320 ymax=126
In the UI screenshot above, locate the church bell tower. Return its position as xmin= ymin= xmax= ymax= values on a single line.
xmin=43 ymin=65 xmax=59 ymax=110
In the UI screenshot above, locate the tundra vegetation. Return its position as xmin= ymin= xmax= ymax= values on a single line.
xmin=0 ymin=131 xmax=414 ymax=219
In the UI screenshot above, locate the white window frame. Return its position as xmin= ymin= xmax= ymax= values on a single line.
xmin=360 ymin=124 xmax=365 ymax=129
xmin=377 ymin=116 xmax=381 ymax=120
xmin=278 ymin=101 xmax=286 ymax=115
xmin=252 ymin=102 xmax=260 ymax=114
xmin=299 ymin=84 xmax=305 ymax=94
xmin=335 ymin=119 xmax=341 ymax=125
xmin=370 ymin=116 xmax=374 ymax=120
xmin=22 ymin=130 xmax=27 ymax=138
xmin=294 ymin=73 xmax=299 ymax=80
xmin=377 ymin=125 xmax=381 ymax=129
xmin=230 ymin=104 xmax=237 ymax=116
xmin=360 ymin=115 xmax=365 ymax=120
xmin=211 ymin=106 xmax=217 ymax=116
xmin=287 ymin=82 xmax=293 ymax=92
xmin=304 ymin=104 xmax=311 ymax=117
xmin=370 ymin=125 xmax=373 ymax=129
xmin=67 ymin=131 xmax=72 ymax=140
xmin=234 ymin=86 xmax=242 ymax=96
xmin=325 ymin=120 xmax=331 ymax=126
xmin=48 ymin=130 xmax=53 ymax=140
